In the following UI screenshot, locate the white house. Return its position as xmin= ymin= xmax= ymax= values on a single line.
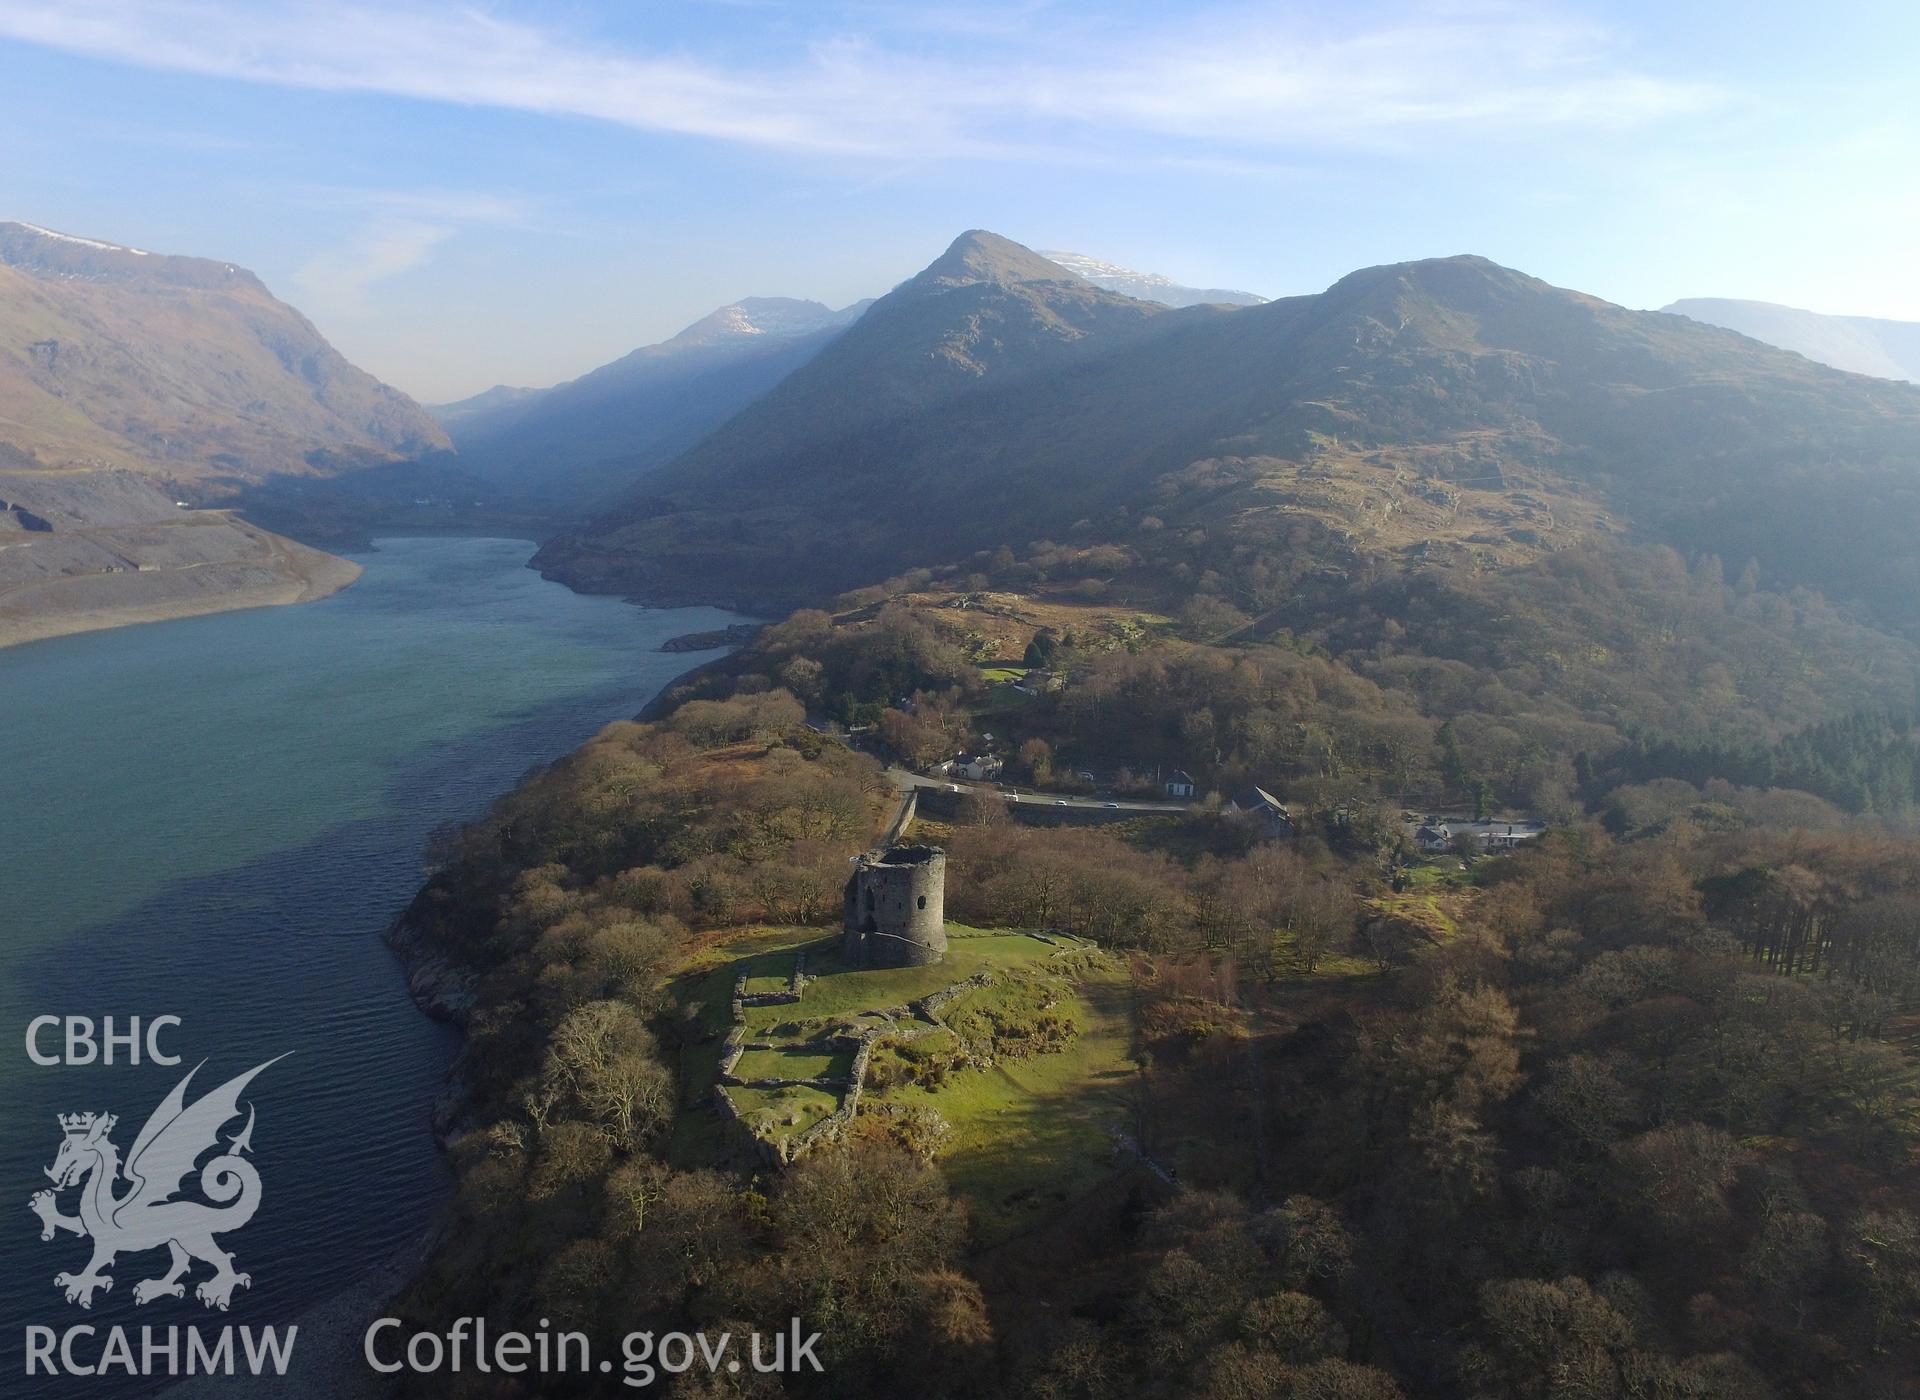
xmin=1413 ymin=818 xmax=1545 ymax=854
xmin=952 ymin=752 xmax=1004 ymax=782
xmin=1474 ymin=821 xmax=1546 ymax=851
xmin=1164 ymin=769 xmax=1198 ymax=799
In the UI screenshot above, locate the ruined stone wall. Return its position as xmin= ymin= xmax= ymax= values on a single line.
xmin=714 ymin=960 xmax=1019 ymax=1167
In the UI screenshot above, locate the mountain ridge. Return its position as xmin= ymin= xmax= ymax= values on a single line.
xmin=1660 ymin=296 xmax=1920 ymax=382
xmin=0 ymin=218 xmax=446 ymax=645
xmin=912 ymin=228 xmax=1085 ymax=289
xmin=536 ymin=233 xmax=1920 ymax=633
xmin=432 ymin=294 xmax=871 ymax=511
xmin=437 ymin=236 xmax=1259 ymax=511
xmin=0 ymin=219 xmax=449 ymax=482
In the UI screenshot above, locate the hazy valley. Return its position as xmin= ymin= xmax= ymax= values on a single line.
xmin=10 ymin=212 xmax=1920 ymax=1400
xmin=432 ymin=296 xmax=870 ymax=514
xmin=1662 ymin=297 xmax=1920 ymax=383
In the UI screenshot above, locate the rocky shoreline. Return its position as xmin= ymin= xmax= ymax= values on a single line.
xmin=382 ymin=912 xmax=482 ymax=1147
xmin=360 ymin=623 xmax=756 ymax=1384
xmin=382 ymin=912 xmax=478 ymax=1027
xmin=659 ymin=620 xmax=761 ymax=652
xmin=379 ymin=609 xmax=761 ymax=1146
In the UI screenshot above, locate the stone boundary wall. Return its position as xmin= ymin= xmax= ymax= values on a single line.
xmin=717 ymin=1024 xmax=748 ymax=1078
xmin=712 ymin=957 xmax=1014 ymax=1166
xmin=917 ymin=971 xmax=996 ymax=1020
xmin=735 ymin=966 xmax=802 ymax=1009
xmin=711 ymin=1085 xmax=788 ymax=1168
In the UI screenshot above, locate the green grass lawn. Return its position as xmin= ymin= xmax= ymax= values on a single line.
xmin=776 ymin=927 xmax=1054 ymax=1024
xmin=670 ymin=924 xmax=1139 ymax=1240
xmin=664 ymin=930 xmax=837 ymax=1165
xmin=872 ymin=949 xmax=1137 ymax=1245
xmin=733 ymin=1045 xmax=854 ymax=1082
xmin=730 ymin=1083 xmax=839 ymax=1138
xmin=1399 ymin=858 xmax=1468 ymax=890
xmin=1375 ymin=891 xmax=1457 ymax=933
xmin=972 ymin=687 xmax=1036 ymax=716
xmin=673 ymin=931 xmax=834 ymax=1039
xmin=976 ymin=665 xmax=1030 ymax=683
xmin=1300 ymin=951 xmax=1380 ymax=979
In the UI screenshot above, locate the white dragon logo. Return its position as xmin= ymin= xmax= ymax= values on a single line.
xmin=28 ymin=1057 xmax=282 ymax=1311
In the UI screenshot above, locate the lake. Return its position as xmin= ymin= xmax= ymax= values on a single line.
xmin=0 ymin=536 xmax=743 ymax=1392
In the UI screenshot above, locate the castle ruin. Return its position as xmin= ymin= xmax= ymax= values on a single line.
xmin=843 ymin=844 xmax=947 ymax=968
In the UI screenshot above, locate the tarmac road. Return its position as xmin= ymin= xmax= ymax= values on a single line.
xmin=883 ymin=765 xmax=1190 ymax=814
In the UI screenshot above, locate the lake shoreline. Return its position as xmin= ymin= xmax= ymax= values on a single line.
xmin=160 ymin=1230 xmax=431 ymax=1400
xmin=4 ymin=537 xmax=750 ymax=1398
xmin=0 ymin=521 xmax=362 ymax=651
xmin=370 ymin=620 xmax=754 ymax=1380
xmin=383 ymin=912 xmax=484 ymax=1149
xmin=379 ymin=617 xmax=753 ymax=1131
xmin=161 ymin=619 xmax=747 ymax=1400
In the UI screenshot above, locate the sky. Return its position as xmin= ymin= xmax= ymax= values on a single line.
xmin=1 ymin=0 xmax=1916 ymax=403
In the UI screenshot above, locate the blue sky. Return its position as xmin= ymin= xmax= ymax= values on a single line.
xmin=2 ymin=0 xmax=1915 ymax=401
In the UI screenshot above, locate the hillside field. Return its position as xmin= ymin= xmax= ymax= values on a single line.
xmin=669 ymin=924 xmax=1137 ymax=1241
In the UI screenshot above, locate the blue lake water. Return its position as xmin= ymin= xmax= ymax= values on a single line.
xmin=0 ymin=536 xmax=742 ymax=1393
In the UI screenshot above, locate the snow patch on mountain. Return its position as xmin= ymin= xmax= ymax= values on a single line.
xmin=1038 ymin=249 xmax=1264 ymax=308
xmin=669 ymin=296 xmax=870 ymax=348
xmin=16 ymin=221 xmax=150 ymax=255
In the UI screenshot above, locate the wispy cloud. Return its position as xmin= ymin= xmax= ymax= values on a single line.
xmin=281 ymin=184 xmax=530 ymax=318
xmin=0 ymin=1 xmax=1725 ymax=161
xmin=293 ymin=218 xmax=451 ymax=319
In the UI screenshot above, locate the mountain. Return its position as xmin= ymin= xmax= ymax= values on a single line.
xmin=0 ymin=220 xmax=449 ymax=644
xmin=1039 ymin=249 xmax=1266 ymax=307
xmin=441 ymin=242 xmax=1255 ymax=515
xmin=1660 ymin=297 xmax=1920 ymax=382
xmin=434 ymin=296 xmax=868 ymax=511
xmin=430 ymin=382 xmax=544 ymax=438
xmin=536 ymin=229 xmax=1181 ymax=600
xmin=0 ymin=221 xmax=447 ymax=483
xmin=539 ymin=233 xmax=1920 ymax=632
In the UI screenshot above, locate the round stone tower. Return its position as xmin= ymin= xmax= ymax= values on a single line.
xmin=843 ymin=844 xmax=947 ymax=968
